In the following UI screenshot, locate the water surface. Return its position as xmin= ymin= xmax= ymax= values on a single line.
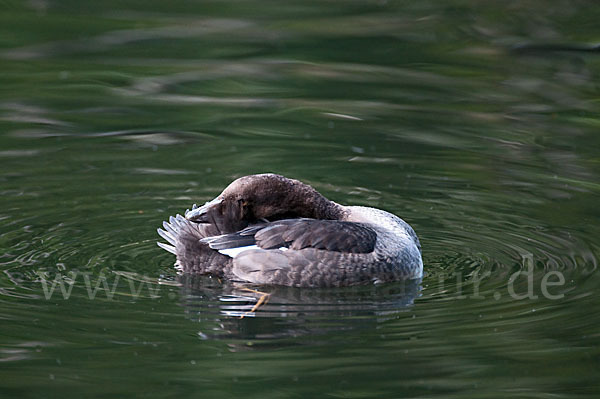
xmin=1 ymin=1 xmax=599 ymax=398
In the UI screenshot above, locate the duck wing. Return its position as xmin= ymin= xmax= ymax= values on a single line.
xmin=203 ymin=218 xmax=377 ymax=254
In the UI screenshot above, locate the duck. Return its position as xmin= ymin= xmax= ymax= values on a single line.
xmin=157 ymin=173 xmax=423 ymax=288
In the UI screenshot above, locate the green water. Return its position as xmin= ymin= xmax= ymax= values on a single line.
xmin=1 ymin=1 xmax=600 ymax=397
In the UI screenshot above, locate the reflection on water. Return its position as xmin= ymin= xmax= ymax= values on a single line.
xmin=1 ymin=0 xmax=600 ymax=397
xmin=178 ymin=275 xmax=420 ymax=334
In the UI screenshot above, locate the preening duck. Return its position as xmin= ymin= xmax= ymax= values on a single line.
xmin=157 ymin=174 xmax=423 ymax=287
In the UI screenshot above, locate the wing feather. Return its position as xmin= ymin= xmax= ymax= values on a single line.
xmin=203 ymin=218 xmax=377 ymax=254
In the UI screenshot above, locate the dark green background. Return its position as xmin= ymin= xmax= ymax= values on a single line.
xmin=1 ymin=1 xmax=599 ymax=397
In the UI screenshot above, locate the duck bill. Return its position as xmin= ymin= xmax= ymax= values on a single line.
xmin=185 ymin=198 xmax=222 ymax=222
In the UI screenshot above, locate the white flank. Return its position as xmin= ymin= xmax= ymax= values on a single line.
xmin=218 ymin=245 xmax=288 ymax=258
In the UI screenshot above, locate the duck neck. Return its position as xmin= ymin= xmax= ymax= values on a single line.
xmin=308 ymin=195 xmax=344 ymax=220
xmin=276 ymin=183 xmax=344 ymax=221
